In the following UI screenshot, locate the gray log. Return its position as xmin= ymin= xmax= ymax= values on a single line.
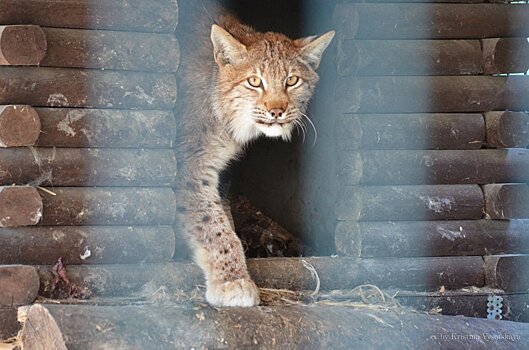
xmin=483 ymin=38 xmax=529 ymax=75
xmin=335 ymin=220 xmax=529 ymax=257
xmin=338 ymin=149 xmax=529 ymax=185
xmin=336 ymin=113 xmax=484 ymax=150
xmin=0 ymin=307 xmax=18 ymax=340
xmin=0 ymin=148 xmax=177 ymax=187
xmin=41 ymin=28 xmax=179 ymax=72
xmin=484 ymin=184 xmax=529 ymax=219
xmin=0 ymin=67 xmax=176 ymax=109
xmin=333 ymin=4 xmax=529 ymax=40
xmin=485 ymin=111 xmax=529 ymax=148
xmin=337 ymin=39 xmax=481 ymax=76
xmin=0 ymin=226 xmax=175 ymax=265
xmin=0 ymin=265 xmax=39 ymax=307
xmin=336 ymin=185 xmax=484 ymax=221
xmin=485 ymin=255 xmax=529 ymax=293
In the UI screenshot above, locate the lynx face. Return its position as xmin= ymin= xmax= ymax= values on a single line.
xmin=211 ymin=25 xmax=334 ymax=144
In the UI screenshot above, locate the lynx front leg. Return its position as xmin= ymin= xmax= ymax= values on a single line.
xmin=178 ymin=187 xmax=259 ymax=307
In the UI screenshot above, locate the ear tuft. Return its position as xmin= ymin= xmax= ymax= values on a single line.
xmin=210 ymin=24 xmax=247 ymax=66
xmin=297 ymin=30 xmax=335 ymax=69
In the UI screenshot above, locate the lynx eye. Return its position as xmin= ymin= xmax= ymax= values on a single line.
xmin=286 ymin=76 xmax=299 ymax=87
xmin=247 ymin=76 xmax=262 ymax=88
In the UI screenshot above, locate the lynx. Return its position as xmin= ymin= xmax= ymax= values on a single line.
xmin=176 ymin=10 xmax=334 ymax=307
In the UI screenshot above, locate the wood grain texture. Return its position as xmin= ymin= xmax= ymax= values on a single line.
xmin=483 ymin=38 xmax=529 ymax=75
xmin=0 ymin=105 xmax=40 ymax=147
xmin=485 ymin=255 xmax=529 ymax=293
xmin=485 ymin=111 xmax=529 ymax=148
xmin=484 ymin=183 xmax=529 ymax=219
xmin=0 ymin=186 xmax=42 ymax=227
xmin=0 ymin=25 xmax=46 ymax=65
xmin=0 ymin=265 xmax=39 ymax=306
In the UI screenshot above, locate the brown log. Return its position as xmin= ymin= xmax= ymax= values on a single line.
xmin=34 ymin=108 xmax=176 ymax=148
xmin=336 ymin=185 xmax=484 ymax=221
xmin=39 ymin=187 xmax=176 ymax=226
xmin=0 ymin=307 xmax=18 ymax=340
xmin=0 ymin=67 xmax=176 ymax=109
xmin=335 ymin=76 xmax=529 ymax=113
xmin=0 ymin=148 xmax=177 ymax=186
xmin=485 ymin=255 xmax=529 ymax=293
xmin=0 ymin=265 xmax=39 ymax=306
xmin=0 ymin=25 xmax=46 ymax=65
xmin=18 ymin=303 xmax=529 ymax=350
xmin=483 ymin=38 xmax=529 ymax=75
xmin=338 ymin=149 xmax=529 ymax=185
xmin=337 ymin=39 xmax=482 ymax=76
xmin=333 ymin=4 xmax=529 ymax=40
xmin=335 ymin=220 xmax=529 ymax=258
xmin=0 ymin=105 xmax=40 ymax=147
xmin=484 ymin=184 xmax=529 ymax=220
xmin=0 ymin=226 xmax=175 ymax=265
xmin=337 ymin=113 xmax=484 ymax=150
xmin=41 ymin=28 xmax=179 ymax=72
xmin=0 ymin=186 xmax=42 ymax=227
xmin=485 ymin=111 xmax=529 ymax=148
xmin=0 ymin=0 xmax=178 ymax=33
xmin=36 ymin=257 xmax=484 ymax=298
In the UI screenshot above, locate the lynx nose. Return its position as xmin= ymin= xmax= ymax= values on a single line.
xmin=269 ymin=108 xmax=284 ymax=118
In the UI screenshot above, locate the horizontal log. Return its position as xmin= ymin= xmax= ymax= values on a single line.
xmin=0 ymin=67 xmax=176 ymax=109
xmin=0 ymin=226 xmax=175 ymax=265
xmin=0 ymin=25 xmax=46 ymax=65
xmin=336 ymin=185 xmax=484 ymax=221
xmin=485 ymin=255 xmax=529 ymax=293
xmin=336 ymin=113 xmax=484 ymax=150
xmin=0 ymin=307 xmax=18 ymax=340
xmin=485 ymin=111 xmax=529 ymax=148
xmin=394 ymin=291 xmax=529 ymax=322
xmin=41 ymin=28 xmax=179 ymax=72
xmin=0 ymin=0 xmax=178 ymax=33
xmin=0 ymin=105 xmax=40 ymax=147
xmin=0 ymin=186 xmax=42 ymax=227
xmin=337 ymin=39 xmax=481 ymax=76
xmin=483 ymin=38 xmax=529 ymax=75
xmin=484 ymin=184 xmax=529 ymax=219
xmin=335 ymin=76 xmax=529 ymax=113
xmin=18 ymin=304 xmax=529 ymax=350
xmin=34 ymin=108 xmax=176 ymax=148
xmin=333 ymin=4 xmax=529 ymax=40
xmin=0 ymin=265 xmax=39 ymax=306
xmin=36 ymin=257 xmax=484 ymax=298
xmin=338 ymin=149 xmax=529 ymax=185
xmin=0 ymin=148 xmax=177 ymax=186
xmin=335 ymin=220 xmax=529 ymax=257
xmin=39 ymin=187 xmax=176 ymax=226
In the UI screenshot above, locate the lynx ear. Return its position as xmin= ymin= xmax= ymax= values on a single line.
xmin=211 ymin=24 xmax=247 ymax=66
xmin=296 ymin=31 xmax=335 ymax=69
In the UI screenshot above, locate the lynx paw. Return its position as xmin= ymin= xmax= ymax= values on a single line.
xmin=206 ymin=278 xmax=260 ymax=307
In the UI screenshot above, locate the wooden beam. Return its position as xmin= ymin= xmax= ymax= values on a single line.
xmin=484 ymin=184 xmax=529 ymax=219
xmin=485 ymin=111 xmax=529 ymax=148
xmin=36 ymin=257 xmax=484 ymax=298
xmin=0 ymin=186 xmax=42 ymax=227
xmin=0 ymin=25 xmax=46 ymax=65
xmin=0 ymin=0 xmax=178 ymax=33
xmin=0 ymin=105 xmax=40 ymax=147
xmin=485 ymin=255 xmax=529 ymax=293
xmin=34 ymin=108 xmax=176 ymax=148
xmin=0 ymin=226 xmax=175 ymax=265
xmin=0 ymin=67 xmax=176 ymax=109
xmin=0 ymin=265 xmax=39 ymax=307
xmin=0 ymin=148 xmax=177 ymax=186
xmin=337 ymin=113 xmax=484 ymax=150
xmin=18 ymin=303 xmax=529 ymax=350
xmin=0 ymin=307 xmax=18 ymax=340
xmin=336 ymin=185 xmax=483 ymax=221
xmin=335 ymin=220 xmax=529 ymax=257
xmin=335 ymin=76 xmax=529 ymax=113
xmin=38 ymin=187 xmax=176 ymax=226
xmin=41 ymin=28 xmax=179 ymax=72
xmin=333 ymin=4 xmax=529 ymax=40
xmin=337 ymin=39 xmax=482 ymax=76
xmin=338 ymin=149 xmax=529 ymax=185
xmin=483 ymin=38 xmax=529 ymax=75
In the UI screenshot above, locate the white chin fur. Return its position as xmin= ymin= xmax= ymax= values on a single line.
xmin=257 ymin=123 xmax=293 ymax=140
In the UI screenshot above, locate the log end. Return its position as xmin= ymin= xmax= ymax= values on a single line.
xmin=0 ymin=25 xmax=47 ymax=66
xmin=18 ymin=304 xmax=67 ymax=350
xmin=0 ymin=105 xmax=41 ymax=147
xmin=0 ymin=265 xmax=39 ymax=307
xmin=0 ymin=186 xmax=43 ymax=227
